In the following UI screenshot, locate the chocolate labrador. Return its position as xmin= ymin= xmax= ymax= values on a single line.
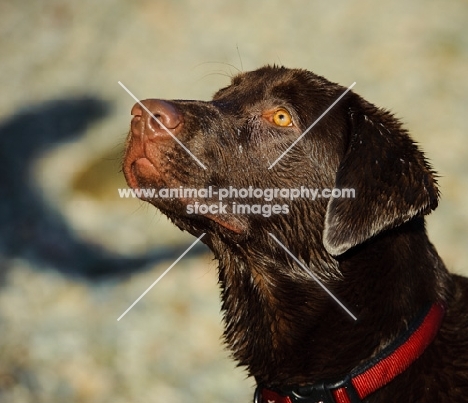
xmin=123 ymin=66 xmax=468 ymax=402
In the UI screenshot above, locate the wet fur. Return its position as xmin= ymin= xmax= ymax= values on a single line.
xmin=123 ymin=66 xmax=468 ymax=401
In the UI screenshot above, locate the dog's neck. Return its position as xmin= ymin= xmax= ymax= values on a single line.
xmin=214 ymin=217 xmax=450 ymax=387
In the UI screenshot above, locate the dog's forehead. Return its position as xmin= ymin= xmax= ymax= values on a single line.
xmin=212 ymin=66 xmax=339 ymax=115
xmin=213 ymin=66 xmax=311 ymax=100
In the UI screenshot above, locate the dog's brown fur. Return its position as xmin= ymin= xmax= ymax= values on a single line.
xmin=123 ymin=66 xmax=468 ymax=402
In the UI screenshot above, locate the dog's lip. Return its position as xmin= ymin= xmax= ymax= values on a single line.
xmin=123 ymin=155 xmax=156 ymax=191
xmin=133 ymin=156 xmax=155 ymax=171
xmin=204 ymin=213 xmax=245 ymax=234
xmin=123 ymin=149 xmax=247 ymax=234
xmin=131 ymin=157 xmax=156 ymax=186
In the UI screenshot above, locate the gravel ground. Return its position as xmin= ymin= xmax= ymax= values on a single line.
xmin=0 ymin=1 xmax=467 ymax=402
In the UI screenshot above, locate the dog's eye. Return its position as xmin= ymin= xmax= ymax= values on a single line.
xmin=272 ymin=109 xmax=293 ymax=127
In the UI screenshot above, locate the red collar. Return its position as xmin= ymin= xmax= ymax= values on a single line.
xmin=255 ymin=302 xmax=445 ymax=403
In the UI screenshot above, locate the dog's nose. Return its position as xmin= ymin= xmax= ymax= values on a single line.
xmin=131 ymin=99 xmax=183 ymax=138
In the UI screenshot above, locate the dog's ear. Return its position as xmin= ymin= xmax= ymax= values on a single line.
xmin=323 ymin=98 xmax=439 ymax=256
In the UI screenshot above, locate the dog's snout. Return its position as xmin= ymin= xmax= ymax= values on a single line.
xmin=131 ymin=99 xmax=183 ymax=138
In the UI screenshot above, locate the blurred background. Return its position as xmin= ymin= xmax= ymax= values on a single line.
xmin=0 ymin=1 xmax=467 ymax=402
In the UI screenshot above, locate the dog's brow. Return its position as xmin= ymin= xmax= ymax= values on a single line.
xmin=268 ymin=82 xmax=356 ymax=169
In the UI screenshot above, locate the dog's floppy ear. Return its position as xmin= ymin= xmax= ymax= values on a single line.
xmin=323 ymin=97 xmax=439 ymax=256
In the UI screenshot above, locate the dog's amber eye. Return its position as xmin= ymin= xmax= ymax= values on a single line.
xmin=272 ymin=109 xmax=293 ymax=127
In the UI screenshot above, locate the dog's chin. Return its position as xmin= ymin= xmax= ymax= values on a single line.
xmin=123 ymin=157 xmax=248 ymax=238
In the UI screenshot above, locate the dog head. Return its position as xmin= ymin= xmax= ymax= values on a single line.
xmin=123 ymin=66 xmax=438 ymax=259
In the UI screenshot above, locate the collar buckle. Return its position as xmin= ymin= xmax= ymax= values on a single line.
xmin=254 ymin=383 xmax=336 ymax=403
xmin=288 ymin=383 xmax=335 ymax=403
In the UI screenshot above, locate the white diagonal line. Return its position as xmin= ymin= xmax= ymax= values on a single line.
xmin=117 ymin=233 xmax=206 ymax=321
xmin=268 ymin=233 xmax=357 ymax=320
xmin=268 ymin=82 xmax=356 ymax=169
xmin=118 ymin=81 xmax=207 ymax=170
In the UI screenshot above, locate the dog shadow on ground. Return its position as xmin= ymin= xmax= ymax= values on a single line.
xmin=0 ymin=96 xmax=207 ymax=282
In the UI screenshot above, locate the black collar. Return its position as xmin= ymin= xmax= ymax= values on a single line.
xmin=254 ymin=302 xmax=445 ymax=403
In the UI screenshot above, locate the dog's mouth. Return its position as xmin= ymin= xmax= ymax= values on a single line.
xmin=126 ymin=157 xmax=155 ymax=190
xmin=123 ymin=144 xmax=247 ymax=236
xmin=122 ymin=135 xmax=159 ymax=192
